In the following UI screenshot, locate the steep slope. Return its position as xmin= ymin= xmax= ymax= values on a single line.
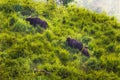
xmin=0 ymin=0 xmax=120 ymax=80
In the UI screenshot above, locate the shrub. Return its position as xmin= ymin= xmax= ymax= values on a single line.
xmin=55 ymin=48 xmax=70 ymax=65
xmin=85 ymin=57 xmax=101 ymax=70
xmin=44 ymin=30 xmax=55 ymax=42
xmin=106 ymin=43 xmax=116 ymax=52
xmin=116 ymin=34 xmax=120 ymax=42
xmin=0 ymin=33 xmax=17 ymax=51
xmin=12 ymin=19 xmax=35 ymax=33
xmin=93 ymin=48 xmax=104 ymax=58
xmin=100 ymin=54 xmax=120 ymax=73
xmin=81 ymin=36 xmax=92 ymax=45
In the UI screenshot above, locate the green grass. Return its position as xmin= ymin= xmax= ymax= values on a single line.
xmin=0 ymin=0 xmax=120 ymax=80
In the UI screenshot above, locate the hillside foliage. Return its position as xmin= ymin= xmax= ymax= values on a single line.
xmin=0 ymin=0 xmax=120 ymax=80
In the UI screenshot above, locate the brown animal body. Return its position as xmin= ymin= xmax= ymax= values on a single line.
xmin=26 ymin=17 xmax=48 ymax=29
xmin=66 ymin=37 xmax=90 ymax=57
xmin=67 ymin=37 xmax=83 ymax=51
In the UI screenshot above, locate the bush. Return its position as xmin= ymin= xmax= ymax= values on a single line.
xmin=81 ymin=36 xmax=92 ymax=45
xmin=100 ymin=54 xmax=120 ymax=73
xmin=44 ymin=30 xmax=55 ymax=42
xmin=0 ymin=0 xmax=120 ymax=79
xmin=55 ymin=48 xmax=70 ymax=65
xmin=116 ymin=34 xmax=120 ymax=42
xmin=107 ymin=43 xmax=116 ymax=52
xmin=0 ymin=33 xmax=17 ymax=51
xmin=93 ymin=48 xmax=104 ymax=58
xmin=12 ymin=19 xmax=35 ymax=33
xmin=85 ymin=57 xmax=101 ymax=70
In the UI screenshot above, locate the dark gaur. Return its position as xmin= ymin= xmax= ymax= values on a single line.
xmin=66 ymin=37 xmax=90 ymax=57
xmin=26 ymin=17 xmax=48 ymax=29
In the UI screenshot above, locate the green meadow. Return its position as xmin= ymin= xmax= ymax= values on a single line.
xmin=0 ymin=0 xmax=120 ymax=80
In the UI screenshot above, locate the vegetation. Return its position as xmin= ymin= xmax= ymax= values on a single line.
xmin=56 ymin=0 xmax=74 ymax=5
xmin=0 ymin=0 xmax=120 ymax=80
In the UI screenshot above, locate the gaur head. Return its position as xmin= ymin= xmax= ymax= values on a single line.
xmin=26 ymin=18 xmax=31 ymax=21
xmin=26 ymin=18 xmax=36 ymax=26
xmin=67 ymin=37 xmax=71 ymax=42
xmin=82 ymin=47 xmax=90 ymax=57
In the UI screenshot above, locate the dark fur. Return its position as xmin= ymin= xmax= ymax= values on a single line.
xmin=67 ymin=37 xmax=83 ymax=50
xmin=26 ymin=17 xmax=48 ymax=29
xmin=82 ymin=47 xmax=90 ymax=57
xmin=66 ymin=37 xmax=90 ymax=57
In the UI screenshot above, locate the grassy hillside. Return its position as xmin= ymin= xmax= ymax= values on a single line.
xmin=0 ymin=0 xmax=120 ymax=80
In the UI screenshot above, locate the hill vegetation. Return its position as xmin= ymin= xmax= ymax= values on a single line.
xmin=0 ymin=0 xmax=120 ymax=80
